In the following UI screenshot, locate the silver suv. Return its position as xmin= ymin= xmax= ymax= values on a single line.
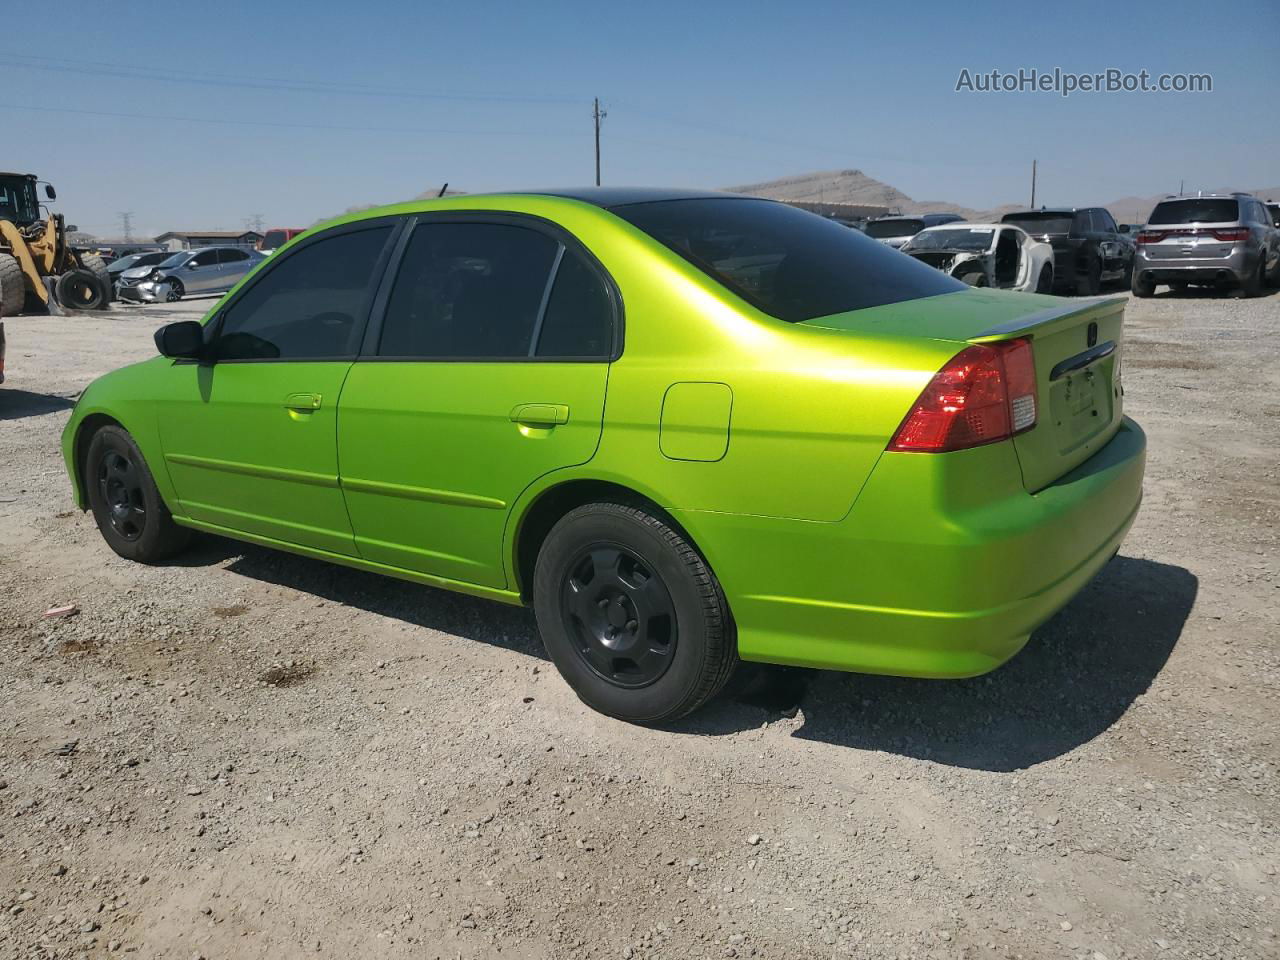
xmin=1132 ymin=194 xmax=1279 ymax=297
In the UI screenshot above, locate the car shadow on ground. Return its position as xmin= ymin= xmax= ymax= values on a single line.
xmin=0 ymin=389 xmax=76 ymax=421
xmin=198 ymin=539 xmax=548 ymax=663
xmin=200 ymin=539 xmax=1194 ymax=772
xmin=678 ymin=555 xmax=1197 ymax=771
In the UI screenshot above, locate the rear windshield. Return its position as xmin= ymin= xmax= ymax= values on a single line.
xmin=903 ymin=227 xmax=994 ymax=252
xmin=612 ymin=198 xmax=963 ymax=323
xmin=1001 ymin=213 xmax=1073 ymax=234
xmin=1148 ymin=199 xmax=1240 ymax=225
xmin=262 ymin=230 xmax=290 ymax=248
xmin=863 ymin=218 xmax=924 ymax=239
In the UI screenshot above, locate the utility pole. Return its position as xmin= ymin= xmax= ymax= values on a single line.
xmin=117 ymin=211 xmax=134 ymax=242
xmin=1029 ymin=159 xmax=1037 ymax=208
xmin=1179 ymin=179 xmax=1184 ymax=197
xmin=593 ymin=97 xmax=607 ymax=187
xmin=244 ymin=213 xmax=265 ymax=233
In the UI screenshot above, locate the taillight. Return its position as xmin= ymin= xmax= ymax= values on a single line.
xmin=1136 ymin=230 xmax=1165 ymax=244
xmin=1210 ymin=227 xmax=1249 ymax=243
xmin=887 ymin=339 xmax=1037 ymax=453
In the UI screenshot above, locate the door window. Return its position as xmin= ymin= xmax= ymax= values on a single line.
xmin=188 ymin=250 xmax=219 ymax=268
xmin=219 ymin=248 xmax=251 ymax=264
xmin=1095 ymin=209 xmax=1118 ymax=233
xmin=213 ymin=225 xmax=393 ymax=361
xmin=377 ymin=222 xmax=562 ymax=359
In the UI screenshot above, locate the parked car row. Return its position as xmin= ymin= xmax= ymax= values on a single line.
xmin=861 ymin=192 xmax=1280 ymax=298
xmin=115 ymin=246 xmax=265 ymax=302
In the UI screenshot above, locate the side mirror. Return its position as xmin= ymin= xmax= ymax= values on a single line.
xmin=1117 ymin=224 xmax=1129 ymax=234
xmin=44 ymin=184 xmax=56 ymax=200
xmin=187 ymin=261 xmax=200 ymax=269
xmin=154 ymin=321 xmax=204 ymax=359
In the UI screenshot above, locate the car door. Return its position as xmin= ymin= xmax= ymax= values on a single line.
xmin=180 ymin=248 xmax=223 ymax=293
xmin=156 ymin=220 xmax=399 ymax=555
xmin=337 ymin=215 xmax=617 ymax=589
xmin=217 ymin=248 xmax=254 ymax=292
xmin=1094 ymin=209 xmax=1126 ymax=278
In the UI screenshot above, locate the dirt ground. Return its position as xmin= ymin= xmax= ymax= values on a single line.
xmin=1 ymin=287 xmax=1276 ymax=960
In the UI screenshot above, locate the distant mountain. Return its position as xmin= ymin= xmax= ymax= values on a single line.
xmin=727 ymin=168 xmax=1280 ymax=225
xmin=726 ymin=169 xmax=1018 ymax=222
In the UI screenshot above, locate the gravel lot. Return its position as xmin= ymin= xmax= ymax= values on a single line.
xmin=1 ymin=287 xmax=1277 ymax=960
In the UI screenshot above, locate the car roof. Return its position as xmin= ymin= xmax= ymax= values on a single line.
xmin=1004 ymin=208 xmax=1088 ymax=215
xmin=510 ymin=187 xmax=747 ymax=209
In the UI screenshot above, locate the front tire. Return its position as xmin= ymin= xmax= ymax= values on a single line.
xmin=85 ymin=426 xmax=191 ymax=563
xmin=1034 ymin=263 xmax=1053 ymax=294
xmin=533 ymin=502 xmax=736 ymax=724
xmin=165 ymin=278 xmax=185 ymax=302
xmin=0 ymin=253 xmax=25 ymax=317
xmin=1078 ymin=256 xmax=1102 ymax=296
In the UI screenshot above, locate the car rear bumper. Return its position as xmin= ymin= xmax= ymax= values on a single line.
xmin=676 ymin=417 xmax=1146 ymax=678
xmin=1136 ymin=246 xmax=1251 ymax=284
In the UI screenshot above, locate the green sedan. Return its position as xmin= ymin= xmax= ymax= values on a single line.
xmin=61 ymin=189 xmax=1145 ymax=723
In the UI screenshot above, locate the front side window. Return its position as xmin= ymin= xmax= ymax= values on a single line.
xmin=614 ymin=199 xmax=961 ymax=323
xmin=188 ymin=250 xmax=219 ymax=268
xmin=213 ymin=225 xmax=393 ymax=361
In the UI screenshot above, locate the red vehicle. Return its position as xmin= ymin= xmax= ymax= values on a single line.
xmin=256 ymin=227 xmax=304 ymax=253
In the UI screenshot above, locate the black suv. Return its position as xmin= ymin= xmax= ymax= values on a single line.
xmin=1000 ymin=207 xmax=1134 ymax=295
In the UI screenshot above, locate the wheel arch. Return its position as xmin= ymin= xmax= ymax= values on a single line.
xmin=508 ymin=476 xmax=711 ymax=604
xmin=69 ymin=412 xmax=125 ymax=509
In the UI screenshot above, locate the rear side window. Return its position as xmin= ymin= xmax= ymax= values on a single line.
xmin=613 ymin=199 xmax=961 ymax=323
xmin=1149 ymin=199 xmax=1240 ymax=225
xmin=378 ymin=222 xmax=559 ymax=358
xmin=213 ymin=225 xmax=392 ymax=361
xmin=1002 ymin=213 xmax=1073 ymax=234
xmin=536 ymin=251 xmax=614 ymax=357
xmin=219 ymin=248 xmax=250 ymax=264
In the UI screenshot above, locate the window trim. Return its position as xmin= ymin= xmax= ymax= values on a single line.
xmin=358 ymin=211 xmax=624 ymax=364
xmin=205 ymin=215 xmax=405 ymax=364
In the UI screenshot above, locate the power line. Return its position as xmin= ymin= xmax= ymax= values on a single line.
xmin=244 ymin=214 xmax=265 ymax=233
xmin=0 ymin=51 xmax=581 ymax=106
xmin=0 ymin=101 xmax=581 ymax=139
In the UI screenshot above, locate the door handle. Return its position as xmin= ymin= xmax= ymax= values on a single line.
xmin=284 ymin=392 xmax=322 ymax=411
xmin=509 ymin=403 xmax=569 ymax=427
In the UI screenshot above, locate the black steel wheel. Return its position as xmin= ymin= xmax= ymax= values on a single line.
xmin=97 ymin=448 xmax=147 ymax=541
xmin=534 ymin=501 xmax=736 ymax=723
xmin=561 ymin=543 xmax=677 ymax=688
xmin=85 ymin=425 xmax=191 ymax=563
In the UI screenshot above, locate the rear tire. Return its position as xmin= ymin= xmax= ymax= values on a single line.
xmin=533 ymin=501 xmax=736 ymax=724
xmin=956 ymin=269 xmax=987 ymax=287
xmin=1131 ymin=272 xmax=1155 ymax=298
xmin=85 ymin=425 xmax=191 ymax=563
xmin=0 ymin=253 xmax=24 ymax=318
xmin=54 ymin=269 xmax=108 ymax=310
xmin=1034 ymin=263 xmax=1053 ymax=294
xmin=1238 ymin=257 xmax=1266 ymax=298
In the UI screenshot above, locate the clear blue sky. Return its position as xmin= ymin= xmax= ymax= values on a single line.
xmin=4 ymin=0 xmax=1275 ymax=238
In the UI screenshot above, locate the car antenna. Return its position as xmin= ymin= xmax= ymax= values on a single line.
xmin=437 ymin=182 xmax=449 ymax=198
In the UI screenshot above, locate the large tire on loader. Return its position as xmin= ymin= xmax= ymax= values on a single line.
xmin=0 ymin=253 xmax=24 ymax=318
xmin=78 ymin=252 xmax=112 ymax=305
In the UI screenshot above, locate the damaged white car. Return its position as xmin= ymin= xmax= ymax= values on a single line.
xmin=901 ymin=223 xmax=1054 ymax=293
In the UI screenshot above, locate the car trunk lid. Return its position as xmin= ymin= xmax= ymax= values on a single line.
xmin=804 ymin=289 xmax=1126 ymax=492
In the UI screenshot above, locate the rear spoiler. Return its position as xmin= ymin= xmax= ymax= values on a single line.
xmin=971 ymin=296 xmax=1126 ymax=342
